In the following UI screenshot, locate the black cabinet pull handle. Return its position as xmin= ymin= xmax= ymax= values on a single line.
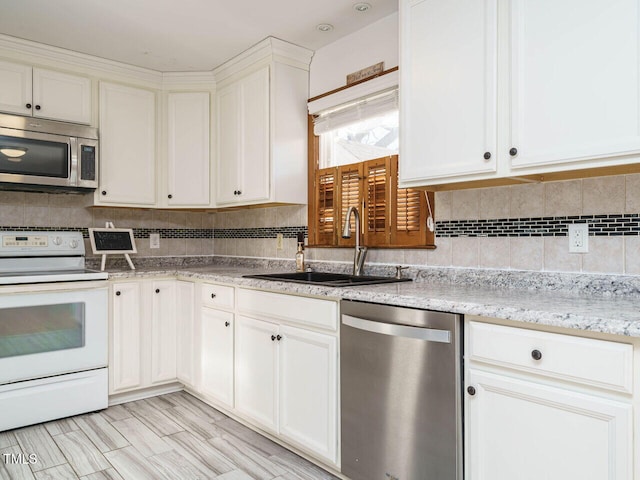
xmin=35 ymin=105 xmax=41 ymax=110
xmin=509 ymin=147 xmax=518 ymax=156
xmin=115 ymin=291 xmax=121 ymax=296
xmin=101 ymin=190 xmax=107 ymax=195
xmin=483 ymin=152 xmax=491 ymax=160
xmin=276 ymin=335 xmax=282 ymax=341
xmin=531 ymin=349 xmax=542 ymax=361
xmin=225 ymin=321 xmax=230 ymax=327
xmin=155 ymin=288 xmax=160 ymax=293
xmin=168 ymin=194 xmax=172 ymax=199
xmin=26 ymin=103 xmax=32 ymax=109
xmin=271 ymin=335 xmax=276 ymax=341
xmin=467 ymin=386 xmax=476 ymax=396
xmin=211 ymin=293 xmax=216 ymax=299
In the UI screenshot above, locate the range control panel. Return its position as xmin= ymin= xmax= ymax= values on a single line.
xmin=0 ymin=232 xmax=84 ymax=256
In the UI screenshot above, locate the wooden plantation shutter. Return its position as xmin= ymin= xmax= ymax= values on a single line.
xmin=337 ymin=163 xmax=363 ymax=247
xmin=390 ymin=156 xmax=433 ymax=246
xmin=364 ymin=157 xmax=391 ymax=246
xmin=314 ymin=167 xmax=337 ymax=245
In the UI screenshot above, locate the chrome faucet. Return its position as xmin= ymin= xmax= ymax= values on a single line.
xmin=342 ymin=206 xmax=368 ymax=276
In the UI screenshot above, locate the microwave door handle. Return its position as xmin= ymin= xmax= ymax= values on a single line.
xmin=69 ymin=137 xmax=78 ymax=185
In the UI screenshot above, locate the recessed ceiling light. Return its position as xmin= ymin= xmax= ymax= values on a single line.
xmin=316 ymin=23 xmax=334 ymax=32
xmin=354 ymin=2 xmax=372 ymax=12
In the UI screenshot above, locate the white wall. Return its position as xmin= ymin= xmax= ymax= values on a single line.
xmin=309 ymin=13 xmax=398 ymax=97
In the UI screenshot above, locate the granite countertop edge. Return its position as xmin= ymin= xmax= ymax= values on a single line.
xmin=105 ymin=266 xmax=640 ymax=339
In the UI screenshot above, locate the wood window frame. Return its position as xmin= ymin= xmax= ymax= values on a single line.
xmin=307 ymin=115 xmax=436 ymax=249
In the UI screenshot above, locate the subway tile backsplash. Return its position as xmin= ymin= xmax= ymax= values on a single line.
xmin=1 ymin=173 xmax=640 ymax=275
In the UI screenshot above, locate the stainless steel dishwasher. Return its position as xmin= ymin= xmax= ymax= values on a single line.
xmin=340 ymin=300 xmax=463 ymax=480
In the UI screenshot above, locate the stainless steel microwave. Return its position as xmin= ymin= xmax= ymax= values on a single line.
xmin=0 ymin=113 xmax=98 ymax=192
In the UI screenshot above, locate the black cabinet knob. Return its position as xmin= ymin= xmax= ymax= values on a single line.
xmin=467 ymin=386 xmax=476 ymax=396
xmin=271 ymin=335 xmax=276 ymax=341
xmin=155 ymin=288 xmax=160 ymax=293
xmin=168 ymin=194 xmax=173 ymax=199
xmin=26 ymin=103 xmax=32 ymax=109
xmin=211 ymin=293 xmax=216 ymax=299
xmin=101 ymin=191 xmax=107 ymax=195
xmin=237 ymin=190 xmax=242 ymax=195
xmin=276 ymin=335 xmax=282 ymax=341
xmin=233 ymin=190 xmax=238 ymax=195
xmin=509 ymin=147 xmax=518 ymax=156
xmin=225 ymin=321 xmax=230 ymax=327
xmin=483 ymin=152 xmax=491 ymax=160
xmin=35 ymin=105 xmax=41 ymax=110
xmin=531 ymin=349 xmax=542 ymax=361
xmin=115 ymin=291 xmax=121 ymax=296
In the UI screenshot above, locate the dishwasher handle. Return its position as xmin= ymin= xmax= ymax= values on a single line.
xmin=342 ymin=314 xmax=451 ymax=343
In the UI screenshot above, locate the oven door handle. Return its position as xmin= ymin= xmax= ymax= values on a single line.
xmin=341 ymin=314 xmax=451 ymax=343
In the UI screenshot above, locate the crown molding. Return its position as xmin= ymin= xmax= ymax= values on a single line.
xmin=0 ymin=34 xmax=163 ymax=87
xmin=162 ymin=71 xmax=216 ymax=90
xmin=213 ymin=36 xmax=313 ymax=84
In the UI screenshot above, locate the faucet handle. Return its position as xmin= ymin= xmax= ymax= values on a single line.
xmin=395 ymin=265 xmax=409 ymax=279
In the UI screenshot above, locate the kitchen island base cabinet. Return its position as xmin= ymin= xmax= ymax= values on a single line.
xmin=466 ymin=369 xmax=632 ymax=480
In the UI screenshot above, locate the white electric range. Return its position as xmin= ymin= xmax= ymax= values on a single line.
xmin=0 ymin=231 xmax=109 ymax=431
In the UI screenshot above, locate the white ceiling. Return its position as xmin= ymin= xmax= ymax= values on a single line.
xmin=0 ymin=0 xmax=397 ymax=72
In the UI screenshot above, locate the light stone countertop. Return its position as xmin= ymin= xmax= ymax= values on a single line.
xmin=105 ymin=262 xmax=640 ymax=339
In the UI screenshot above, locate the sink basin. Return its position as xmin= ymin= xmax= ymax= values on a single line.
xmin=243 ymin=271 xmax=411 ymax=287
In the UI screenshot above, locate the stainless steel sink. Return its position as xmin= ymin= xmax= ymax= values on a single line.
xmin=243 ymin=271 xmax=411 ymax=287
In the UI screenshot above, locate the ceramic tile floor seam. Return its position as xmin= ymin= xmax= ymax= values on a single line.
xmin=51 ymin=430 xmax=112 ymax=477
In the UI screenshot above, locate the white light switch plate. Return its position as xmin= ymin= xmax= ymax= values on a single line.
xmin=150 ymin=233 xmax=160 ymax=249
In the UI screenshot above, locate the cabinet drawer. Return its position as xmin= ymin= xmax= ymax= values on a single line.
xmin=468 ymin=321 xmax=633 ymax=393
xmin=201 ymin=283 xmax=234 ymax=309
xmin=237 ymin=289 xmax=338 ymax=331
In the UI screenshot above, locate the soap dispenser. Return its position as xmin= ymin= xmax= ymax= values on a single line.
xmin=295 ymin=242 xmax=305 ymax=272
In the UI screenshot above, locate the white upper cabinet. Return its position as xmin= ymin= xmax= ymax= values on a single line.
xmin=509 ymin=0 xmax=640 ymax=172
xmin=400 ymin=0 xmax=497 ymax=184
xmin=400 ymin=0 xmax=640 ymax=189
xmin=0 ymin=60 xmax=91 ymax=124
xmin=165 ymin=92 xmax=211 ymax=207
xmin=215 ymin=66 xmax=270 ymax=204
xmin=97 ymin=82 xmax=156 ymax=206
xmin=213 ymin=37 xmax=312 ymax=207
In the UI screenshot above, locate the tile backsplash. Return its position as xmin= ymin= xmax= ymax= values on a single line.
xmin=1 ymin=173 xmax=639 ymax=275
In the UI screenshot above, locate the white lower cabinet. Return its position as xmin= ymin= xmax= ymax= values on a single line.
xmin=465 ymin=319 xmax=634 ymax=480
xmin=278 ymin=325 xmax=337 ymax=464
xmin=201 ymin=307 xmax=234 ymax=407
xmin=234 ymin=299 xmax=339 ymax=466
xmin=176 ymin=281 xmax=195 ymax=387
xmin=109 ymin=279 xmax=179 ymax=394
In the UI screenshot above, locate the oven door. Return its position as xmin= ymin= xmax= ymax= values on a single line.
xmin=0 ymin=283 xmax=107 ymax=385
xmin=0 ymin=128 xmax=72 ymax=188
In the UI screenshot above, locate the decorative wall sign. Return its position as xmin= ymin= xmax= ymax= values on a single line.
xmin=346 ymin=62 xmax=384 ymax=85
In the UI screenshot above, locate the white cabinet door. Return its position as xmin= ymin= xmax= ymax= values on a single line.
xmin=215 ymin=83 xmax=241 ymax=204
xmin=201 ymin=308 xmax=234 ymax=407
xmin=234 ymin=315 xmax=278 ymax=432
xmin=32 ymin=68 xmax=91 ymax=124
xmin=0 ymin=60 xmax=32 ymax=116
xmin=150 ymin=280 xmax=177 ymax=384
xmin=238 ymin=66 xmax=270 ymax=203
xmin=509 ymin=0 xmax=640 ymax=171
xmin=166 ymin=92 xmax=210 ymax=206
xmin=278 ymin=325 xmax=337 ymax=464
xmin=466 ymin=369 xmax=632 ymax=480
xmin=110 ymin=282 xmax=143 ymax=393
xmin=98 ymin=82 xmax=156 ymax=205
xmin=399 ymin=0 xmax=497 ymax=186
xmin=176 ymin=281 xmax=195 ymax=387
xmin=215 ymin=66 xmax=270 ymax=205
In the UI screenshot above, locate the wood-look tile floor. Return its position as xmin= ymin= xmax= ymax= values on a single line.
xmin=0 ymin=392 xmax=339 ymax=480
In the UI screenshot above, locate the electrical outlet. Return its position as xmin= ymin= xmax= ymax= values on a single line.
xmin=150 ymin=233 xmax=160 ymax=249
xmin=568 ymin=224 xmax=588 ymax=253
xmin=276 ymin=233 xmax=284 ymax=250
